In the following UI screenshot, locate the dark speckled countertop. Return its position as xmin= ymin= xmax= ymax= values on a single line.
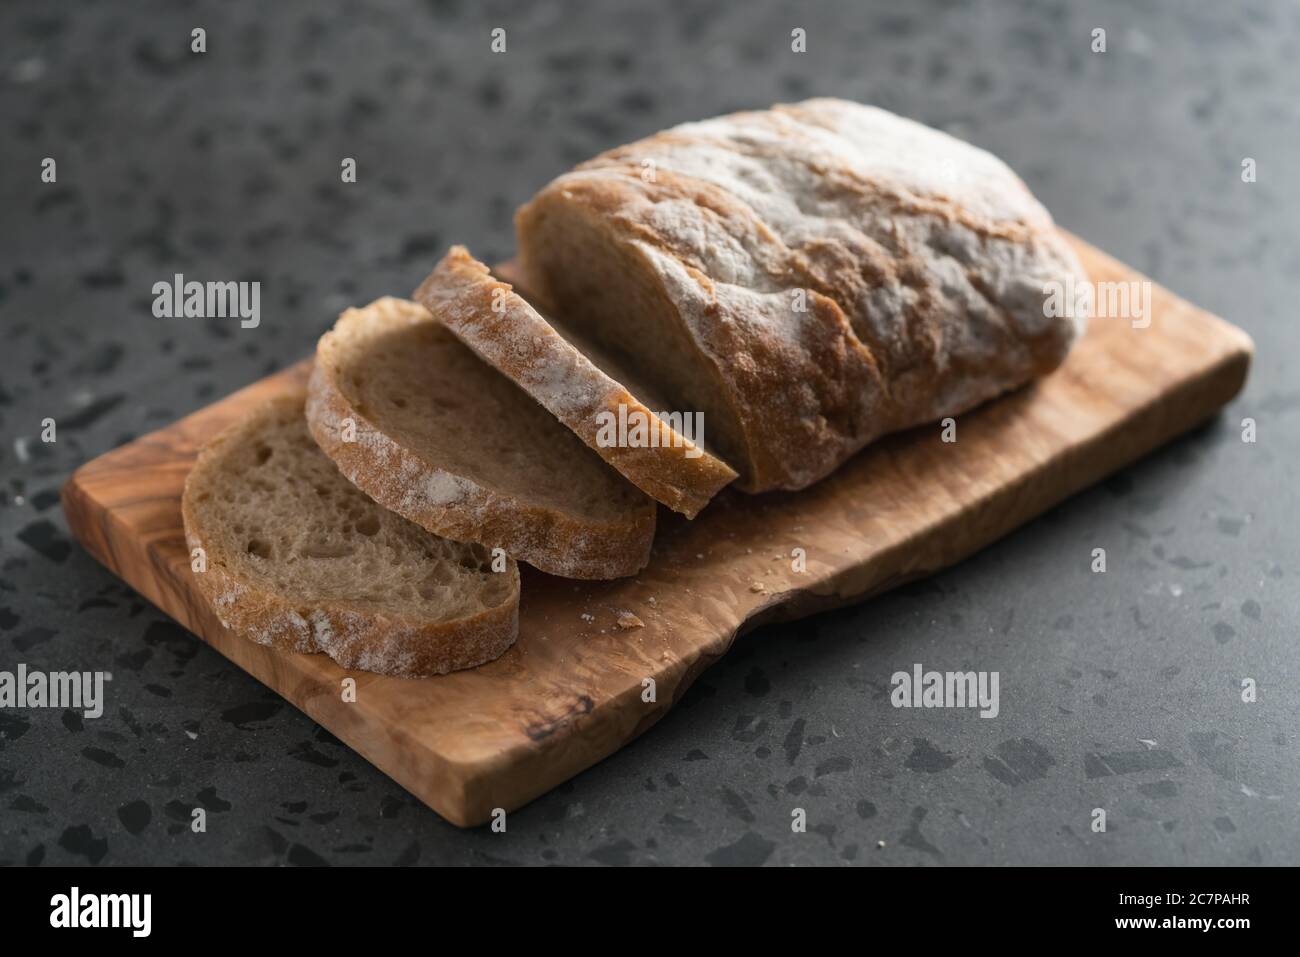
xmin=1 ymin=0 xmax=1297 ymax=866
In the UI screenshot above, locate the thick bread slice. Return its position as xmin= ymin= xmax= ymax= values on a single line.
xmin=516 ymin=97 xmax=1089 ymax=492
xmin=414 ymin=246 xmax=738 ymax=519
xmin=181 ymin=393 xmax=520 ymax=677
xmin=306 ymin=297 xmax=655 ymax=579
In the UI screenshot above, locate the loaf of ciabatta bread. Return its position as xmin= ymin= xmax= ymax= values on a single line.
xmin=516 ymin=98 xmax=1088 ymax=492
xmin=415 ymin=246 xmax=738 ymax=519
xmin=181 ymin=393 xmax=520 ymax=677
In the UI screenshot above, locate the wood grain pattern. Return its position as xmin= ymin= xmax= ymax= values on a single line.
xmin=62 ymin=235 xmax=1252 ymax=826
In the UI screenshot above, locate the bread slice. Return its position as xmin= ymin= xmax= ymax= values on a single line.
xmin=414 ymin=246 xmax=738 ymax=518
xmin=306 ymin=297 xmax=655 ymax=579
xmin=516 ymin=98 xmax=1088 ymax=492
xmin=181 ymin=393 xmax=520 ymax=677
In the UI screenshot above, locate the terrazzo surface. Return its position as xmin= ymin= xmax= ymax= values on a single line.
xmin=1 ymin=0 xmax=1297 ymax=865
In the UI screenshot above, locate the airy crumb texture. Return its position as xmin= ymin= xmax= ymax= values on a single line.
xmin=181 ymin=393 xmax=520 ymax=677
xmin=306 ymin=297 xmax=655 ymax=579
xmin=415 ymin=246 xmax=737 ymax=518
xmin=516 ymin=98 xmax=1088 ymax=492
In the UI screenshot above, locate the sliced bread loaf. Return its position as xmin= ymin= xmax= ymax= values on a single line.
xmin=306 ymin=297 xmax=655 ymax=579
xmin=414 ymin=246 xmax=738 ymax=519
xmin=516 ymin=98 xmax=1088 ymax=492
xmin=181 ymin=393 xmax=520 ymax=677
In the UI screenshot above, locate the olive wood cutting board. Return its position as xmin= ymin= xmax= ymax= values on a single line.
xmin=61 ymin=234 xmax=1253 ymax=826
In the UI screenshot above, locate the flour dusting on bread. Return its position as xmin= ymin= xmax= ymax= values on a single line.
xmin=517 ymin=98 xmax=1088 ymax=492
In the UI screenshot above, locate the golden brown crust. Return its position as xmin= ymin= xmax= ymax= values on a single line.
xmin=414 ymin=246 xmax=738 ymax=518
xmin=305 ymin=298 xmax=655 ymax=579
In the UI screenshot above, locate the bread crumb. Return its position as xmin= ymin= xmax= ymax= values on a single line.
xmin=616 ymin=611 xmax=644 ymax=630
xmin=646 ymin=596 xmax=656 ymax=606
xmin=580 ymin=613 xmax=595 ymax=622
xmin=749 ymin=582 xmax=765 ymax=593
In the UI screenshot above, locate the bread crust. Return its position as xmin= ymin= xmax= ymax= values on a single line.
xmin=306 ymin=297 xmax=655 ymax=579
xmin=414 ymin=246 xmax=738 ymax=518
xmin=181 ymin=394 xmax=521 ymax=677
xmin=180 ymin=546 xmax=521 ymax=676
xmin=517 ymin=98 xmax=1089 ymax=492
